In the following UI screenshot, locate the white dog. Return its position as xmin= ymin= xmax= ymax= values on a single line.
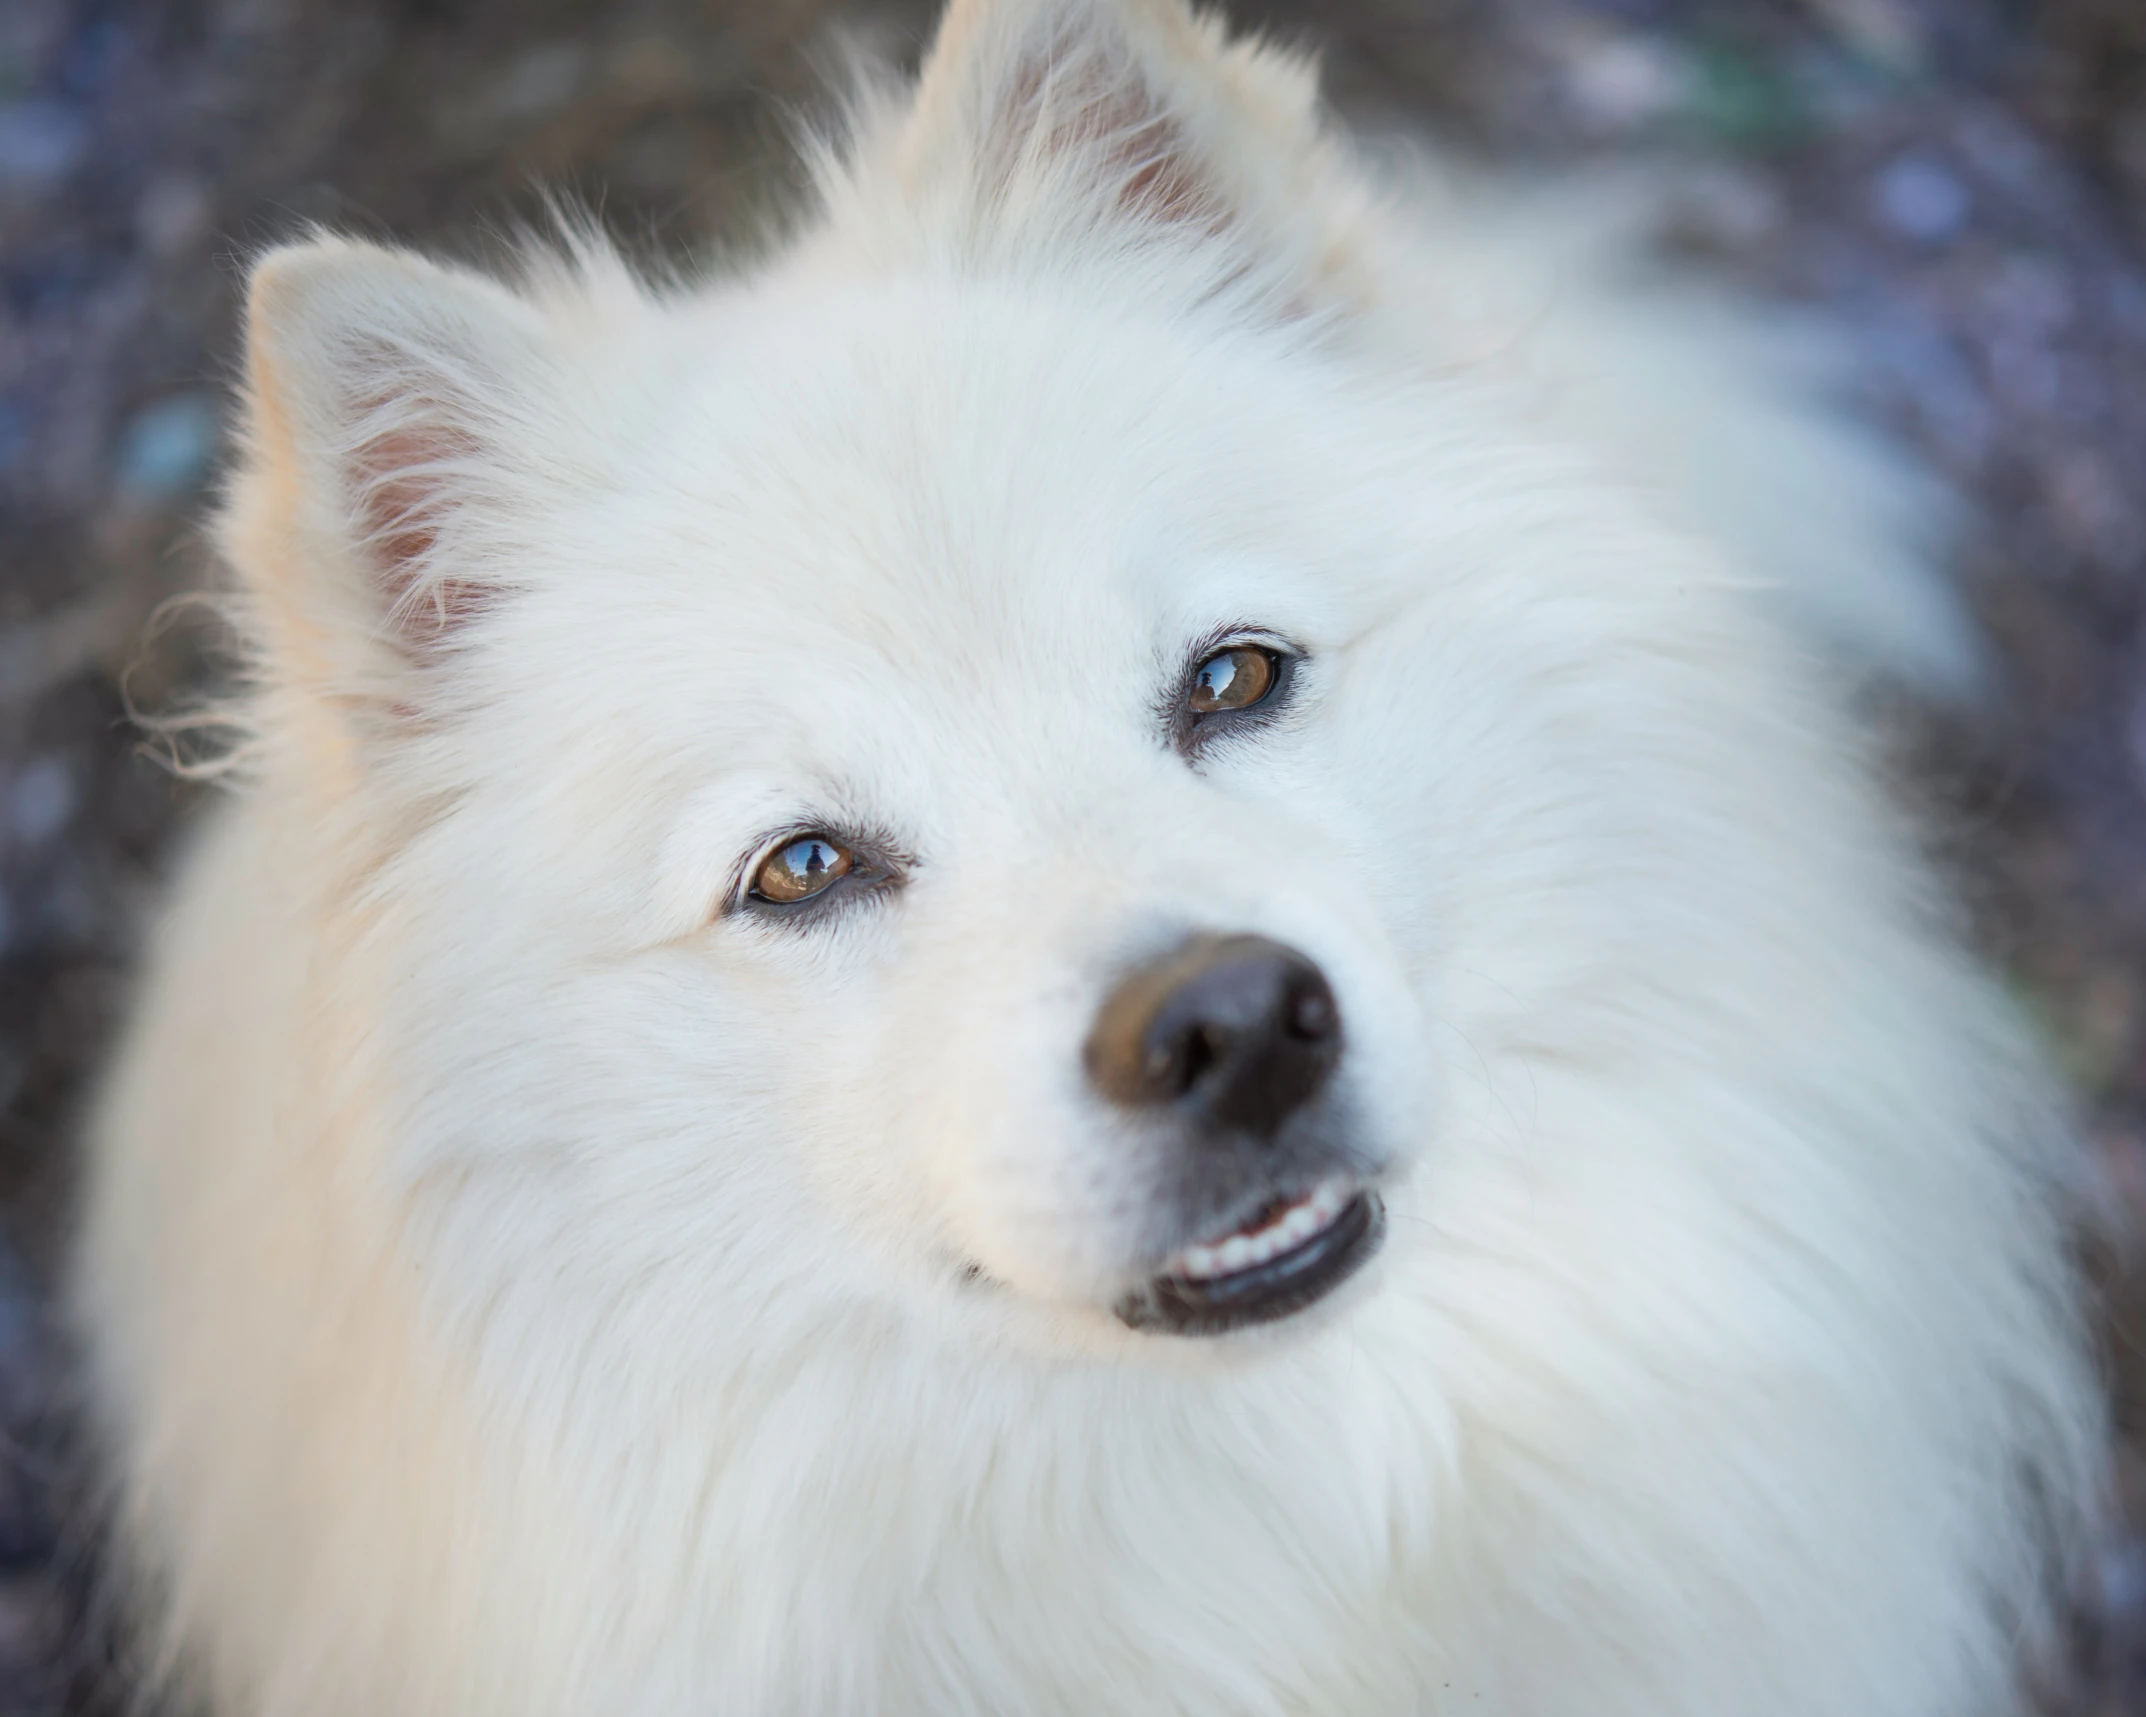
xmin=73 ymin=0 xmax=2102 ymax=1711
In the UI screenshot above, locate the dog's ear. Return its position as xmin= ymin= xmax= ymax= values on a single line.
xmin=888 ymin=0 xmax=1367 ymax=302
xmin=232 ymin=237 xmax=557 ymax=726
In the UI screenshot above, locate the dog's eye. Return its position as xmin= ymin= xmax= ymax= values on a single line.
xmin=751 ymin=835 xmax=854 ymax=905
xmin=1188 ymin=646 xmax=1277 ymax=715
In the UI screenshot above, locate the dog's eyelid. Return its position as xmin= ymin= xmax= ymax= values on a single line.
xmin=1187 ymin=622 xmax=1294 ymax=662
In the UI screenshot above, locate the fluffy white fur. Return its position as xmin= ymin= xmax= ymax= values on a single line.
xmin=74 ymin=0 xmax=2100 ymax=1711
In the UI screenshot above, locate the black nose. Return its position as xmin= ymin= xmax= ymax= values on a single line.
xmin=1085 ymin=934 xmax=1341 ymax=1137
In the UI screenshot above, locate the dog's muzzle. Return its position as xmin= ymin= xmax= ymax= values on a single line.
xmin=1086 ymin=933 xmax=1385 ymax=1336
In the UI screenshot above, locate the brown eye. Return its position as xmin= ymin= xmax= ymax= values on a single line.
xmin=751 ymin=835 xmax=854 ymax=905
xmin=1188 ymin=645 xmax=1277 ymax=716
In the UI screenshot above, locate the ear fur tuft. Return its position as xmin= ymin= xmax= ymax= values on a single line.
xmin=917 ymin=0 xmax=1230 ymax=232
xmin=241 ymin=239 xmax=551 ymax=672
xmin=858 ymin=0 xmax=1368 ymax=306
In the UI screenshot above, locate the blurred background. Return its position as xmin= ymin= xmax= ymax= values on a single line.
xmin=0 ymin=0 xmax=2143 ymax=1708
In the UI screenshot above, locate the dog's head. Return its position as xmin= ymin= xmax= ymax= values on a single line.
xmin=223 ymin=0 xmax=1749 ymax=1365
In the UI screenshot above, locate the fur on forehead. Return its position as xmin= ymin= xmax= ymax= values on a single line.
xmin=220 ymin=0 xmax=1371 ymax=775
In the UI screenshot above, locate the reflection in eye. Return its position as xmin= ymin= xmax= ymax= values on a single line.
xmin=1189 ymin=646 xmax=1277 ymax=716
xmin=751 ymin=835 xmax=854 ymax=905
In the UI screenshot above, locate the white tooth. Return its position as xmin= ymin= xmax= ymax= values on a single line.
xmin=1166 ymin=1182 xmax=1361 ymax=1283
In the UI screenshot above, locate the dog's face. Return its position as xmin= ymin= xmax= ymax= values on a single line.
xmin=367 ymin=284 xmax=1472 ymax=1354
xmin=610 ymin=297 xmax=1432 ymax=1332
xmin=234 ymin=1 xmax=1712 ymax=1373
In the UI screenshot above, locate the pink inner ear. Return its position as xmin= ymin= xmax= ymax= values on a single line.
xmin=1057 ymin=74 xmax=1223 ymax=229
xmin=994 ymin=34 xmax=1229 ymax=234
xmin=347 ymin=413 xmax=497 ymax=652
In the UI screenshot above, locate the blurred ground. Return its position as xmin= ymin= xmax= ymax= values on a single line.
xmin=1 ymin=0 xmax=2144 ymax=1709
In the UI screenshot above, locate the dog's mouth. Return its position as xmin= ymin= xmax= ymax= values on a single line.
xmin=1114 ymin=1178 xmax=1384 ymax=1337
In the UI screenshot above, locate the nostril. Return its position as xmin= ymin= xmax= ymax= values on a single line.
xmin=1141 ymin=1020 xmax=1226 ymax=1100
xmin=1178 ymin=1022 xmax=1224 ymax=1090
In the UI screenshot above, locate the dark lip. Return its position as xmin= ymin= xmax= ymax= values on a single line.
xmin=1113 ymin=1191 xmax=1385 ymax=1337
